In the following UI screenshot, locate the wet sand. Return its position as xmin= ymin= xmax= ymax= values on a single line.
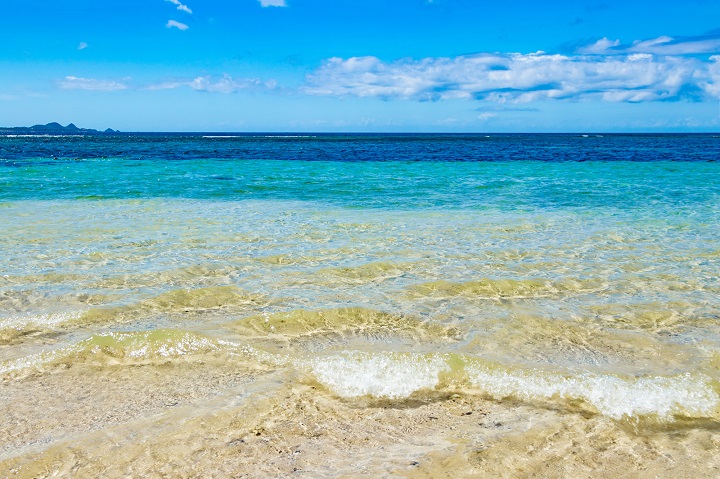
xmin=3 ymin=350 xmax=720 ymax=479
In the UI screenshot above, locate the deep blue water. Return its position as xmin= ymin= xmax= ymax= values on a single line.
xmin=1 ymin=134 xmax=719 ymax=209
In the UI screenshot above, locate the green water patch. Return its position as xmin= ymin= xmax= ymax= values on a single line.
xmin=71 ymin=285 xmax=269 ymax=327
xmin=62 ymin=329 xmax=246 ymax=366
xmin=408 ymin=277 xmax=607 ymax=300
xmin=461 ymin=312 xmax=698 ymax=374
xmin=586 ymin=301 xmax=720 ymax=334
xmin=90 ymin=264 xmax=243 ymax=290
xmin=0 ymin=325 xmax=50 ymax=346
xmin=66 ymin=329 xmax=225 ymax=365
xmin=612 ymin=273 xmax=715 ymax=294
xmin=0 ymin=272 xmax=87 ymax=286
xmin=1 ymin=289 xmax=116 ymax=315
xmin=141 ymin=285 xmax=262 ymax=311
xmin=315 ymin=261 xmax=416 ymax=284
xmin=256 ymin=254 xmax=305 ymax=266
xmin=0 ymin=329 xmax=276 ymax=378
xmin=226 ymin=307 xmax=462 ymax=342
xmin=0 ymin=294 xmax=118 ymax=346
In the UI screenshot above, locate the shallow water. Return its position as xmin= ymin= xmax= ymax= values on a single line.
xmin=2 ymin=134 xmax=720 ymax=477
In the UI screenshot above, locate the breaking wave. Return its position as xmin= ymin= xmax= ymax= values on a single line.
xmin=305 ymin=351 xmax=720 ymax=420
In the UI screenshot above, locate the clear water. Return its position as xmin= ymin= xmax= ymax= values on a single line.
xmin=2 ymin=133 xmax=720 ymax=477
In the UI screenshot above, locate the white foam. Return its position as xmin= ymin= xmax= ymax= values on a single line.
xmin=466 ymin=363 xmax=719 ymax=420
xmin=308 ymin=353 xmax=719 ymax=418
xmin=309 ymin=351 xmax=449 ymax=399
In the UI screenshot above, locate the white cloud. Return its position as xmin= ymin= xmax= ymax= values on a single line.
xmin=147 ymin=74 xmax=276 ymax=93
xmin=579 ymin=34 xmax=720 ymax=55
xmin=700 ymin=55 xmax=720 ymax=98
xmin=259 ymin=0 xmax=287 ymax=7
xmin=189 ymin=75 xmax=258 ymax=93
xmin=305 ymin=48 xmax=720 ymax=103
xmin=166 ymin=20 xmax=189 ymax=30
xmin=166 ymin=0 xmax=192 ymax=14
xmin=77 ymin=42 xmax=88 ymax=50
xmin=578 ymin=37 xmax=620 ymax=54
xmin=625 ymin=36 xmax=720 ymax=55
xmin=58 ymin=76 xmax=128 ymax=92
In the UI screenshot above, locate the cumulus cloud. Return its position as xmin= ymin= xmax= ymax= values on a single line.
xmin=166 ymin=20 xmax=189 ymax=30
xmin=259 ymin=0 xmax=287 ymax=7
xmin=166 ymin=0 xmax=192 ymax=14
xmin=147 ymin=74 xmax=276 ymax=93
xmin=77 ymin=42 xmax=88 ymax=50
xmin=305 ymin=42 xmax=720 ymax=104
xmin=58 ymin=76 xmax=128 ymax=91
xmin=700 ymin=55 xmax=720 ymax=98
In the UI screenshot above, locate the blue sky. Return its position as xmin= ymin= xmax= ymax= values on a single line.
xmin=1 ymin=0 xmax=720 ymax=132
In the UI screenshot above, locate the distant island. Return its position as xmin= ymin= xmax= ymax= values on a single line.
xmin=0 ymin=122 xmax=118 ymax=134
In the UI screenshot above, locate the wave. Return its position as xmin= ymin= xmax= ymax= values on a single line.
xmin=586 ymin=300 xmax=718 ymax=333
xmin=0 ymin=311 xmax=80 ymax=345
xmin=462 ymin=312 xmax=696 ymax=371
xmin=316 ymin=261 xmax=414 ymax=284
xmin=226 ymin=307 xmax=462 ymax=342
xmin=3 ymin=334 xmax=717 ymax=421
xmin=306 ymin=351 xmax=720 ymax=420
xmin=74 ymin=285 xmax=267 ymax=326
xmin=0 ymin=272 xmax=87 ymax=285
xmin=256 ymin=254 xmax=305 ymax=265
xmin=0 ymin=329 xmax=272 ymax=376
xmin=0 ymin=286 xmax=267 ymax=341
xmin=89 ymin=264 xmax=241 ymax=290
xmin=308 ymin=351 xmax=450 ymax=399
xmin=408 ymin=277 xmax=607 ymax=299
xmin=465 ymin=361 xmax=718 ymax=420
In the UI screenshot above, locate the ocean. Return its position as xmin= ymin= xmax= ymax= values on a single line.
xmin=1 ymin=133 xmax=719 ymax=478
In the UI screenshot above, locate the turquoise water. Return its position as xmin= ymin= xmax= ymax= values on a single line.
xmin=2 ymin=134 xmax=720 ymax=476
